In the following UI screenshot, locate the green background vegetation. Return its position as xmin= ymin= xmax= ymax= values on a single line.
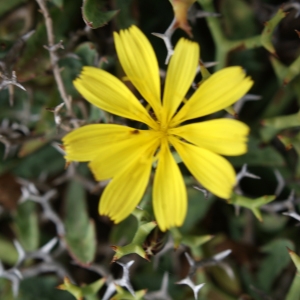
xmin=1 ymin=0 xmax=300 ymax=299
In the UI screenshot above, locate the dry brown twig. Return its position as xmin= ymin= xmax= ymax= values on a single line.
xmin=35 ymin=0 xmax=72 ymax=115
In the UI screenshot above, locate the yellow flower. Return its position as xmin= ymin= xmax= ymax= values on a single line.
xmin=63 ymin=26 xmax=253 ymax=231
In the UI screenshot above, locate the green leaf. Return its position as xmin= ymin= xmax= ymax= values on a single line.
xmin=82 ymin=0 xmax=119 ymax=29
xmin=115 ymin=0 xmax=135 ymax=29
xmin=208 ymin=264 xmax=241 ymax=296
xmin=59 ymin=55 xmax=84 ymax=96
xmin=170 ymin=228 xmax=213 ymax=259
xmin=270 ymin=56 xmax=289 ymax=84
xmin=220 ymin=0 xmax=257 ymax=39
xmin=12 ymin=144 xmax=65 ymax=178
xmin=0 ymin=235 xmax=18 ymax=265
xmin=277 ymin=132 xmax=300 ymax=177
xmin=286 ymin=274 xmax=300 ymax=300
xmin=257 ymin=239 xmax=294 ymax=292
xmin=180 ymin=185 xmax=215 ymax=233
xmin=111 ymin=221 xmax=157 ymax=262
xmin=0 ymin=279 xmax=14 ymax=300
xmin=271 ymin=54 xmax=300 ymax=86
xmin=264 ymin=113 xmax=300 ymax=131
xmin=59 ymin=42 xmax=98 ymax=99
xmin=74 ymin=42 xmax=97 ymax=66
xmin=261 ymin=85 xmax=295 ymax=119
xmin=286 ymin=249 xmax=300 ymax=300
xmin=14 ymin=22 xmax=49 ymax=83
xmin=64 ymin=180 xmax=96 ymax=265
xmin=257 ymin=214 xmax=289 ymax=233
xmin=18 ymin=276 xmax=75 ymax=300
xmin=288 ymin=248 xmax=300 ymax=273
xmin=13 ymin=201 xmax=39 ymax=251
xmin=261 ymin=113 xmax=300 ymax=142
xmin=50 ymin=0 xmax=64 ymax=8
xmin=229 ymin=193 xmax=276 ymax=221
xmin=0 ymin=277 xmax=70 ymax=299
xmin=112 ymin=286 xmax=146 ymax=300
xmin=261 ymin=8 xmax=286 ymax=55
xmin=88 ymin=104 xmax=110 ymax=123
xmin=110 ymin=215 xmax=136 ymax=245
xmin=229 ymin=136 xmax=285 ymax=167
xmin=81 ymin=278 xmax=106 ymax=297
xmin=111 ymin=209 xmax=156 ymax=261
xmin=58 ymin=277 xmax=106 ymax=300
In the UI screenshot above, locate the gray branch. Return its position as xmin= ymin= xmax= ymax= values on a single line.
xmin=35 ymin=0 xmax=72 ymax=114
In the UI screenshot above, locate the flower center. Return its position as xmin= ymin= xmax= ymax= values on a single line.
xmin=157 ymin=124 xmax=170 ymax=137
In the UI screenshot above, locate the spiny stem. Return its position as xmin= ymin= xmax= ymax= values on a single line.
xmin=36 ymin=0 xmax=73 ymax=115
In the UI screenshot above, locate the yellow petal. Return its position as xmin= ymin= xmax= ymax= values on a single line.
xmin=153 ymin=139 xmax=187 ymax=231
xmin=170 ymin=119 xmax=249 ymax=156
xmin=63 ymin=124 xmax=142 ymax=162
xmin=114 ymin=26 xmax=162 ymax=120
xmin=162 ymin=38 xmax=199 ymax=125
xmin=73 ymin=66 xmax=158 ymax=129
xmin=89 ymin=129 xmax=160 ymax=181
xmin=171 ymin=67 xmax=253 ymax=126
xmin=170 ymin=137 xmax=236 ymax=199
xmin=99 ymin=145 xmax=157 ymax=223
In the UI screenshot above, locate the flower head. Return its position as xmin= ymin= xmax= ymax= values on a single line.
xmin=63 ymin=26 xmax=253 ymax=231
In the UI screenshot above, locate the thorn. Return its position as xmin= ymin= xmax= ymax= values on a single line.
xmin=102 ymin=280 xmax=117 ymax=300
xmin=202 ymin=61 xmax=218 ymax=68
xmin=111 ymin=255 xmax=119 ymax=263
xmin=145 ymin=272 xmax=171 ymax=300
xmin=144 ymin=253 xmax=151 ymax=262
xmin=52 ymin=142 xmax=66 ymax=155
xmin=46 ymin=103 xmax=65 ymax=127
xmin=64 ymin=161 xmax=71 ymax=169
xmin=213 ymin=249 xmax=232 ymax=261
xmin=193 ymin=186 xmax=209 ymax=199
xmin=177 ymin=277 xmax=205 ymax=300
xmin=274 ymin=169 xmax=285 ymax=196
xmin=236 ymin=164 xmax=260 ymax=184
xmin=152 ymin=18 xmax=176 ymax=64
xmin=115 ymin=260 xmax=135 ymax=296
xmin=195 ymin=10 xmax=221 ymax=18
xmin=283 ymin=211 xmax=300 ymax=222
xmin=0 ymin=71 xmax=26 ymax=106
xmin=283 ymin=2 xmax=300 ymax=18
xmin=40 ymin=237 xmax=58 ymax=254
xmin=44 ymin=40 xmax=64 ymax=52
xmin=234 ymin=94 xmax=262 ymax=114
xmin=184 ymin=252 xmax=197 ymax=275
xmin=21 ymin=30 xmax=35 ymax=41
xmin=110 ymin=245 xmax=118 ymax=252
xmin=13 ymin=240 xmax=26 ymax=266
